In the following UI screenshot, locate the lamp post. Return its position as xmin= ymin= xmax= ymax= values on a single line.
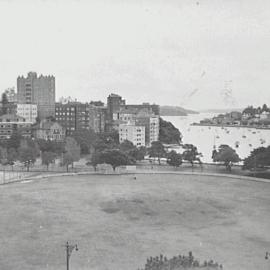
xmin=265 ymin=251 xmax=269 ymax=260
xmin=65 ymin=241 xmax=78 ymax=270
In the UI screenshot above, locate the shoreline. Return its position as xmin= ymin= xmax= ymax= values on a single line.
xmin=191 ymin=123 xmax=270 ymax=130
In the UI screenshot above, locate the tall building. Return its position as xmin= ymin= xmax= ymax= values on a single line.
xmin=17 ymin=72 xmax=55 ymax=119
xmin=107 ymin=93 xmax=126 ymax=121
xmin=55 ymin=102 xmax=90 ymax=135
xmin=89 ymin=104 xmax=106 ymax=133
xmin=119 ymin=124 xmax=145 ymax=147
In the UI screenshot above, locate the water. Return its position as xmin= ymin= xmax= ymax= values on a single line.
xmin=163 ymin=114 xmax=270 ymax=163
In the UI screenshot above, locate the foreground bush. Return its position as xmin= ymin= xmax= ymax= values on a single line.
xmin=138 ymin=252 xmax=223 ymax=270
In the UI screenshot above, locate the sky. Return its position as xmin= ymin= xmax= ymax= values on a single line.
xmin=0 ymin=0 xmax=269 ymax=110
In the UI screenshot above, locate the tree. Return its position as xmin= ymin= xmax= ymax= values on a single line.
xmin=118 ymin=141 xmax=146 ymax=163
xmin=0 ymin=146 xmax=7 ymax=164
xmin=182 ymin=144 xmax=202 ymax=167
xmin=93 ymin=131 xmax=120 ymax=153
xmin=167 ymin=150 xmax=182 ymax=168
xmin=213 ymin=145 xmax=240 ymax=171
xmin=242 ymin=106 xmax=256 ymax=117
xmin=7 ymin=148 xmax=17 ymax=169
xmin=72 ymin=129 xmax=96 ymax=155
xmin=20 ymin=138 xmax=40 ymax=157
xmin=41 ymin=151 xmax=56 ymax=170
xmin=37 ymin=139 xmax=65 ymax=156
xmin=128 ymin=146 xmax=146 ymax=161
xmin=18 ymin=145 xmax=37 ymax=171
xmin=88 ymin=152 xmax=102 ymax=171
xmin=64 ymin=137 xmax=81 ymax=168
xmin=63 ymin=152 xmax=74 ymax=172
xmin=7 ymin=131 xmax=23 ymax=150
xmin=98 ymin=150 xmax=130 ymax=171
xmin=119 ymin=140 xmax=136 ymax=152
xmin=1 ymin=93 xmax=8 ymax=115
xmin=243 ymin=146 xmax=270 ymax=170
xmin=148 ymin=141 xmax=166 ymax=165
xmin=262 ymin=104 xmax=269 ymax=112
xmin=159 ymin=117 xmax=182 ymax=145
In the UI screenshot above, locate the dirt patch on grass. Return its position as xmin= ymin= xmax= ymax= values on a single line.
xmin=100 ymin=197 xmax=157 ymax=220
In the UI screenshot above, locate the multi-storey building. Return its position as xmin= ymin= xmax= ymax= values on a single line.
xmin=17 ymin=72 xmax=55 ymax=119
xmin=107 ymin=93 xmax=126 ymax=123
xmin=119 ymin=124 xmax=145 ymax=147
xmin=55 ymin=102 xmax=90 ymax=135
xmin=16 ymin=104 xmax=37 ymax=124
xmin=89 ymin=104 xmax=106 ymax=133
xmin=106 ymin=93 xmax=160 ymax=132
xmin=0 ymin=114 xmax=32 ymax=140
xmin=34 ymin=119 xmax=65 ymax=141
xmin=135 ymin=115 xmax=159 ymax=146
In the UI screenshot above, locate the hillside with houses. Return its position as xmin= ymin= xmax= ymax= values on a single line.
xmin=194 ymin=104 xmax=270 ymax=128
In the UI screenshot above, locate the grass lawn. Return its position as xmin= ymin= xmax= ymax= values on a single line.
xmin=0 ymin=174 xmax=269 ymax=270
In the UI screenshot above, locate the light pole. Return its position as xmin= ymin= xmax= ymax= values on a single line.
xmin=265 ymin=251 xmax=269 ymax=260
xmin=65 ymin=241 xmax=78 ymax=270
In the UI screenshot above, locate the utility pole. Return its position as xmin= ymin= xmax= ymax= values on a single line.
xmin=65 ymin=241 xmax=78 ymax=270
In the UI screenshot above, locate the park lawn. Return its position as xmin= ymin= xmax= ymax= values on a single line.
xmin=0 ymin=174 xmax=269 ymax=270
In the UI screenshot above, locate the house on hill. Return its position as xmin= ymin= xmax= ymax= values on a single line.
xmin=34 ymin=119 xmax=65 ymax=141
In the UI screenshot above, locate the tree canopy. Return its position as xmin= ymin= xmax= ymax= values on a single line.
xmin=213 ymin=145 xmax=240 ymax=171
xmin=72 ymin=129 xmax=96 ymax=154
xmin=93 ymin=131 xmax=120 ymax=153
xmin=182 ymin=144 xmax=202 ymax=167
xmin=37 ymin=139 xmax=65 ymax=155
xmin=18 ymin=144 xmax=38 ymax=171
xmin=148 ymin=141 xmax=166 ymax=164
xmin=64 ymin=137 xmax=81 ymax=167
xmin=95 ymin=149 xmax=130 ymax=171
xmin=41 ymin=151 xmax=56 ymax=170
xmin=167 ymin=150 xmax=182 ymax=168
xmin=159 ymin=117 xmax=182 ymax=145
xmin=243 ymin=146 xmax=270 ymax=170
xmin=1 ymin=93 xmax=9 ymax=115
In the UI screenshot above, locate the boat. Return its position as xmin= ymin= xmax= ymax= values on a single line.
xmin=242 ymin=135 xmax=246 ymax=138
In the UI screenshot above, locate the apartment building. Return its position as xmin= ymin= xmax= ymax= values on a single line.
xmin=0 ymin=114 xmax=32 ymax=140
xmin=55 ymin=102 xmax=90 ymax=135
xmin=17 ymin=72 xmax=55 ymax=119
xmin=16 ymin=104 xmax=37 ymax=123
xmin=119 ymin=124 xmax=145 ymax=147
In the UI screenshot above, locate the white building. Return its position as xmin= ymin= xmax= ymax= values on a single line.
xmin=16 ymin=104 xmax=37 ymax=123
xmin=260 ymin=111 xmax=270 ymax=120
xmin=149 ymin=116 xmax=159 ymax=143
xmin=119 ymin=124 xmax=145 ymax=147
